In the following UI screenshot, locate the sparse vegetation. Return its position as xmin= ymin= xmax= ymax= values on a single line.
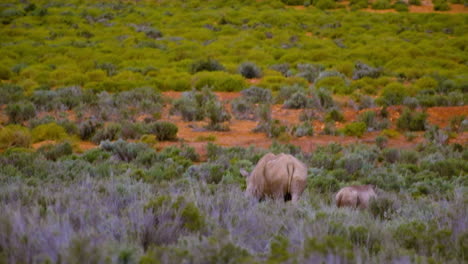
xmin=0 ymin=1 xmax=466 ymax=263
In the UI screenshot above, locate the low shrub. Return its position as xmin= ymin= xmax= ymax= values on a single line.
xmin=342 ymin=122 xmax=367 ymax=137
xmin=296 ymin=63 xmax=323 ymax=82
xmin=393 ymin=1 xmax=409 ymax=11
xmin=31 ymin=123 xmax=68 ymax=142
xmin=38 ymin=141 xmax=73 ymax=161
xmin=369 ymin=194 xmax=397 ymax=220
xmin=147 ymin=121 xmax=178 ymax=141
xmin=100 ymin=139 xmax=149 ymax=162
xmin=140 ymin=134 xmax=158 ymax=146
xmin=190 ymin=58 xmax=225 ymax=73
xmin=192 ymin=71 xmax=245 ymax=92
xmin=378 ymin=83 xmax=409 ymax=106
xmin=383 ymin=148 xmax=400 ymax=163
xmin=195 ymin=135 xmax=216 ymax=142
xmin=205 ymin=100 xmax=230 ymax=131
xmin=352 ymin=62 xmax=382 ymax=80
xmin=315 ymin=0 xmax=336 ymax=9
xmin=276 ymin=84 xmax=305 ymax=103
xmin=380 ymin=129 xmax=400 ymax=138
xmin=397 ymin=109 xmax=427 ymax=131
xmin=372 ymin=0 xmax=392 ymax=9
xmin=241 ymin=86 xmax=272 ymax=104
xmin=402 ymin=97 xmax=419 ymax=110
xmin=283 ymin=92 xmax=311 ymax=109
xmin=0 ymin=125 xmax=31 ymax=149
xmin=293 ymin=122 xmax=314 ymax=137
xmin=310 ymin=88 xmax=335 ymax=109
xmin=0 ymin=84 xmax=24 ymax=104
xmin=433 ymin=0 xmax=450 ymax=10
xmin=231 ymin=97 xmax=256 ymax=120
xmin=92 ymin=122 xmax=122 ymax=144
xmin=375 ymin=135 xmax=388 ymax=149
xmin=238 ymin=62 xmax=262 ymax=79
xmin=350 ymin=0 xmax=369 ymax=9
xmin=6 ymin=101 xmax=36 ymax=124
xmin=79 ymin=119 xmax=100 ymax=140
xmin=325 ymin=108 xmax=345 ymax=122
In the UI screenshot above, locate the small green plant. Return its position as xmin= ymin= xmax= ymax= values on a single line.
xmin=393 ymin=1 xmax=409 ymax=11
xmin=409 ymin=0 xmax=421 ymax=5
xmin=38 ymin=141 xmax=73 ymax=161
xmin=190 ymin=58 xmax=225 ymax=73
xmin=325 ymin=108 xmax=345 ymax=122
xmin=238 ymin=62 xmax=262 ymax=79
xmin=293 ymin=122 xmax=313 ymax=137
xmin=283 ymin=92 xmax=311 ymax=109
xmin=369 ymin=195 xmax=396 ymax=220
xmin=397 ymin=109 xmax=427 ymax=131
xmin=92 ymin=122 xmax=122 ymax=144
xmin=31 ymin=123 xmax=68 ymax=142
xmin=195 ymin=135 xmax=217 ymax=142
xmin=375 ymin=135 xmax=388 ymax=149
xmin=147 ymin=121 xmax=178 ymax=141
xmin=6 ymin=101 xmax=36 ymax=124
xmin=372 ymin=0 xmax=392 ymax=9
xmin=0 ymin=125 xmax=31 ymax=149
xmin=433 ymin=0 xmax=450 ymax=10
xmin=140 ymin=134 xmax=158 ymax=146
xmin=342 ymin=122 xmax=367 ymax=137
xmin=315 ymin=0 xmax=336 ymax=9
xmin=381 ymin=129 xmax=400 ymax=138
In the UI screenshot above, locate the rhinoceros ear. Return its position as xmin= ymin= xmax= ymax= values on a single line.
xmin=240 ymin=168 xmax=250 ymax=178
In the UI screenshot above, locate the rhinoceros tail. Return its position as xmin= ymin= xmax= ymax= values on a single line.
xmin=336 ymin=192 xmax=343 ymax=207
xmin=286 ymin=162 xmax=294 ymax=195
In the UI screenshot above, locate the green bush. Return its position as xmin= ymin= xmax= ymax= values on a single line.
xmin=205 ymin=100 xmax=231 ymax=131
xmin=315 ymin=0 xmax=336 ymax=9
xmin=92 ymin=122 xmax=122 ymax=144
xmin=6 ymin=101 xmax=36 ymax=124
xmin=79 ymin=120 xmax=100 ymax=140
xmin=372 ymin=0 xmax=392 ymax=9
xmin=369 ymin=195 xmax=396 ymax=220
xmin=147 ymin=121 xmax=178 ymax=141
xmin=350 ymin=0 xmax=369 ymax=9
xmin=241 ymin=86 xmax=272 ymax=104
xmin=238 ymin=62 xmax=262 ymax=79
xmin=231 ymin=97 xmax=255 ymax=120
xmin=0 ymin=65 xmax=12 ymax=80
xmin=342 ymin=122 xmax=367 ymax=137
xmin=293 ymin=122 xmax=314 ymax=137
xmin=397 ymin=109 xmax=427 ymax=131
xmin=38 ymin=142 xmax=73 ymax=161
xmin=283 ymin=92 xmax=311 ymax=109
xmin=31 ymin=123 xmax=68 ymax=142
xmin=379 ymin=83 xmax=409 ymax=106
xmin=190 ymin=58 xmax=225 ymax=73
xmin=0 ymin=84 xmax=24 ymax=104
xmin=393 ymin=1 xmax=409 ymax=11
xmin=181 ymin=202 xmax=205 ymax=232
xmin=433 ymin=0 xmax=450 ymax=10
xmin=375 ymin=135 xmax=388 ymax=149
xmin=192 ymin=71 xmax=245 ymax=91
xmin=409 ymin=0 xmax=421 ymax=5
xmin=0 ymin=125 xmax=31 ymax=149
xmin=325 ymin=108 xmax=345 ymax=122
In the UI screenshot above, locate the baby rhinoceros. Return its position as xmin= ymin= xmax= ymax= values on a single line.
xmin=240 ymin=153 xmax=308 ymax=203
xmin=335 ymin=185 xmax=377 ymax=209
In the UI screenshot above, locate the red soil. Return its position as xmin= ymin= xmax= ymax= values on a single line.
xmin=8 ymin=92 xmax=467 ymax=160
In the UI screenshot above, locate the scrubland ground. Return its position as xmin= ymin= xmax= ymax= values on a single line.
xmin=0 ymin=0 xmax=467 ymax=263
